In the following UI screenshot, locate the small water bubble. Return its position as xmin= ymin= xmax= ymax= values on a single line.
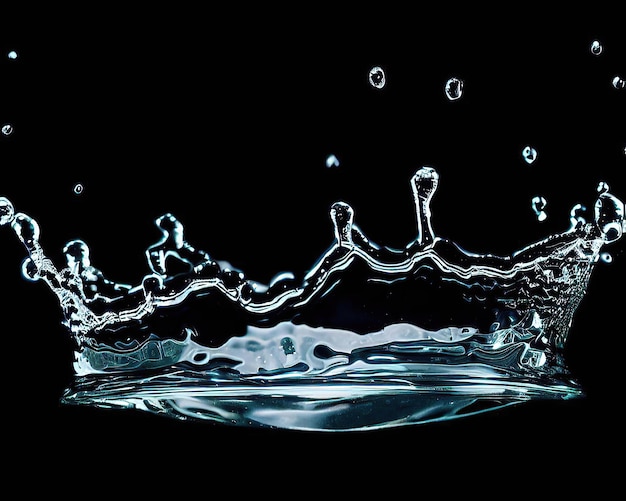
xmin=590 ymin=40 xmax=603 ymax=56
xmin=7 ymin=50 xmax=18 ymax=60
xmin=570 ymin=203 xmax=586 ymax=215
xmin=522 ymin=145 xmax=538 ymax=164
xmin=12 ymin=212 xmax=40 ymax=247
xmin=325 ymin=154 xmax=340 ymax=168
xmin=368 ymin=66 xmax=386 ymax=89
xmin=21 ymin=258 xmax=40 ymax=281
xmin=600 ymin=252 xmax=613 ymax=264
xmin=597 ymin=181 xmax=609 ymax=194
xmin=612 ymin=76 xmax=625 ymax=90
xmin=569 ymin=203 xmax=587 ymax=229
xmin=0 ymin=197 xmax=15 ymax=226
xmin=444 ymin=77 xmax=464 ymax=101
xmin=281 ymin=337 xmax=296 ymax=355
xmin=531 ymin=196 xmax=548 ymax=222
xmin=73 ymin=183 xmax=84 ymax=195
xmin=1 ymin=124 xmax=14 ymax=136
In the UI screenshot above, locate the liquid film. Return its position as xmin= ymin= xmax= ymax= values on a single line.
xmin=1 ymin=167 xmax=624 ymax=431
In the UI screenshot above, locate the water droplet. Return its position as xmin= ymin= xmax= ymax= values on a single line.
xmin=0 ymin=197 xmax=15 ymax=226
xmin=11 ymin=212 xmax=40 ymax=248
xmin=444 ymin=77 xmax=464 ymax=101
xmin=612 ymin=76 xmax=625 ymax=90
xmin=522 ymin=145 xmax=538 ymax=164
xmin=569 ymin=203 xmax=587 ymax=229
xmin=73 ymin=183 xmax=84 ymax=195
xmin=325 ymin=154 xmax=340 ymax=168
xmin=590 ymin=40 xmax=603 ymax=56
xmin=21 ymin=257 xmax=40 ymax=281
xmin=368 ymin=66 xmax=386 ymax=89
xmin=531 ymin=196 xmax=548 ymax=221
xmin=1 ymin=124 xmax=14 ymax=136
xmin=594 ymin=190 xmax=624 ymax=243
xmin=7 ymin=50 xmax=18 ymax=60
xmin=600 ymin=252 xmax=613 ymax=264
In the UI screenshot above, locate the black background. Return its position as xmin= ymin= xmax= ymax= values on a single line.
xmin=1 ymin=6 xmax=624 ymax=490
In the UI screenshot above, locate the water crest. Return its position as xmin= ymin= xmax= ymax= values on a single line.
xmin=1 ymin=166 xmax=623 ymax=431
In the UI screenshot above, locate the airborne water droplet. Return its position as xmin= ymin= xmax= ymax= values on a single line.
xmin=532 ymin=196 xmax=548 ymax=221
xmin=7 ymin=50 xmax=18 ymax=60
xmin=0 ymin=197 xmax=15 ymax=226
xmin=600 ymin=252 xmax=613 ymax=264
xmin=612 ymin=76 xmax=625 ymax=90
xmin=522 ymin=145 xmax=538 ymax=164
xmin=368 ymin=66 xmax=386 ymax=89
xmin=569 ymin=203 xmax=587 ymax=229
xmin=326 ymin=154 xmax=340 ymax=168
xmin=21 ymin=258 xmax=39 ymax=281
xmin=73 ymin=183 xmax=84 ymax=195
xmin=590 ymin=40 xmax=603 ymax=56
xmin=1 ymin=124 xmax=14 ymax=136
xmin=444 ymin=77 xmax=464 ymax=100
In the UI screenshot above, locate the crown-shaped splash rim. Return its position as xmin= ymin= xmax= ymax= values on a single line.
xmin=1 ymin=167 xmax=624 ymax=431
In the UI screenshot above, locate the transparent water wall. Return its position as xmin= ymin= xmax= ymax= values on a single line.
xmin=1 ymin=163 xmax=623 ymax=430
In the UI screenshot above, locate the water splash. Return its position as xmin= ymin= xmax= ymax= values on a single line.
xmin=368 ymin=66 xmax=386 ymax=89
xmin=1 ymin=167 xmax=624 ymax=431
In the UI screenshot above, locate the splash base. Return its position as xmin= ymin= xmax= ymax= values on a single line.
xmin=62 ymin=364 xmax=583 ymax=431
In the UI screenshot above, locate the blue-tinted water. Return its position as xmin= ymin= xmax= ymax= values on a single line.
xmin=1 ymin=164 xmax=623 ymax=431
